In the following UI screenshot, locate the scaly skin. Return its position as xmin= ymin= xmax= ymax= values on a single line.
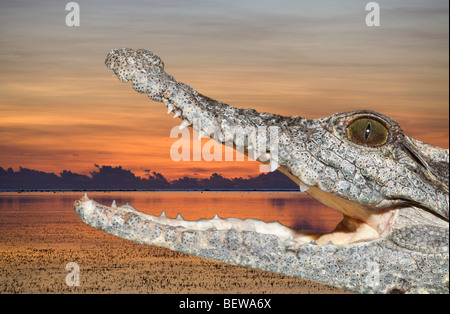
xmin=74 ymin=48 xmax=449 ymax=294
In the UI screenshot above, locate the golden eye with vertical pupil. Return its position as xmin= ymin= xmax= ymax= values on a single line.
xmin=347 ymin=118 xmax=389 ymax=146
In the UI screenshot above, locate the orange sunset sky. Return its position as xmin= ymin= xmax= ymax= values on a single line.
xmin=0 ymin=0 xmax=448 ymax=181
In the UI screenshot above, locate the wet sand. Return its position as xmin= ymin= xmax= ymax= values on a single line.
xmin=0 ymin=193 xmax=351 ymax=294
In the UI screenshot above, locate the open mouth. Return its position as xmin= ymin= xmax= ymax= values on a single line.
xmin=145 ymin=113 xmax=397 ymax=246
xmin=83 ymin=47 xmax=449 ymax=294
xmin=75 ymin=185 xmax=396 ymax=247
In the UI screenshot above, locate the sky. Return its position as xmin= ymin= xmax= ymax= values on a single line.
xmin=0 ymin=0 xmax=448 ymax=180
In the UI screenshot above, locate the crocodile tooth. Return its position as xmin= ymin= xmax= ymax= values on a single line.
xmin=179 ymin=120 xmax=191 ymax=130
xmin=198 ymin=131 xmax=204 ymax=140
xmin=310 ymin=240 xmax=317 ymax=245
xmin=173 ymin=111 xmax=181 ymax=118
xmin=167 ymin=104 xmax=174 ymax=114
xmin=299 ymin=182 xmax=310 ymax=193
xmin=252 ymin=150 xmax=262 ymax=160
xmin=328 ymin=240 xmax=334 ymax=245
xmin=176 ymin=213 xmax=183 ymax=220
xmin=160 ymin=210 xmax=166 ymax=218
xmin=270 ymin=160 xmax=279 ymax=172
xmin=111 ymin=200 xmax=117 ymax=208
xmin=259 ymin=152 xmax=270 ymax=161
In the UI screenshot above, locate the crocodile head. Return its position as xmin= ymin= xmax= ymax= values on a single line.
xmin=74 ymin=48 xmax=449 ymax=293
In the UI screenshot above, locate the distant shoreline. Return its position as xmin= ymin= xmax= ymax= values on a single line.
xmin=0 ymin=189 xmax=299 ymax=193
xmin=0 ymin=166 xmax=299 ymax=192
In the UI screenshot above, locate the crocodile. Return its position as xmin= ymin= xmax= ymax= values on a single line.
xmin=73 ymin=48 xmax=449 ymax=294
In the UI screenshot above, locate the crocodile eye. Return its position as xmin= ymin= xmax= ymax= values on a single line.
xmin=347 ymin=118 xmax=389 ymax=146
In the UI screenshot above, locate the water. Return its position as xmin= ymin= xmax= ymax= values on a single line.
xmin=0 ymin=191 xmax=345 ymax=293
xmin=0 ymin=191 xmax=342 ymax=233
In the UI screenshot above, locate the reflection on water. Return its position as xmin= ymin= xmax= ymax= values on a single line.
xmin=0 ymin=191 xmax=342 ymax=233
xmin=270 ymin=198 xmax=286 ymax=207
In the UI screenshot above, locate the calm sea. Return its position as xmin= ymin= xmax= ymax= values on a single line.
xmin=0 ymin=191 xmax=348 ymax=294
xmin=0 ymin=191 xmax=342 ymax=234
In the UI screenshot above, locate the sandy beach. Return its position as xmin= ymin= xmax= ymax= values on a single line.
xmin=0 ymin=240 xmax=350 ymax=294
